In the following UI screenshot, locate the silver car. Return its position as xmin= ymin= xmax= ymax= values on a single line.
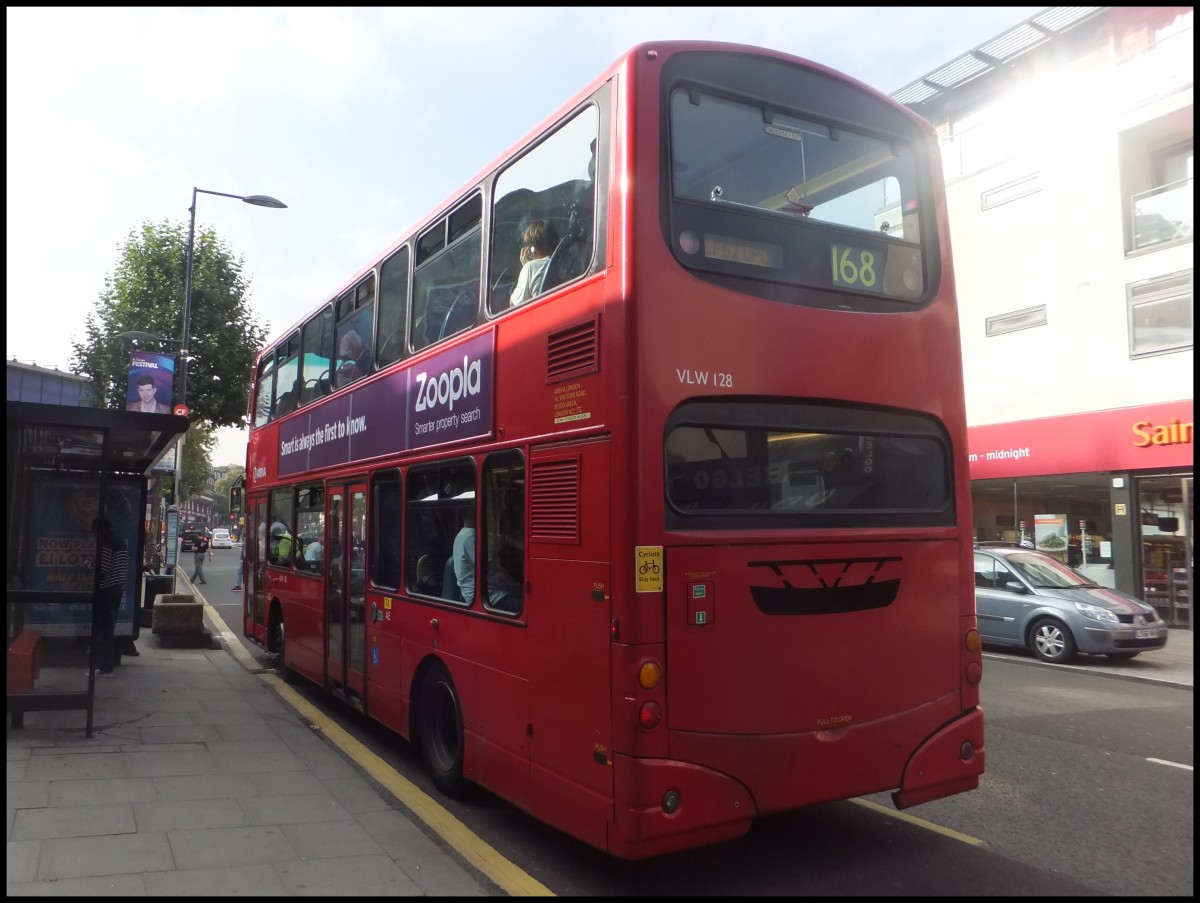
xmin=974 ymin=543 xmax=1168 ymax=664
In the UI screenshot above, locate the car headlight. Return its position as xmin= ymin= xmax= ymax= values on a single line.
xmin=1074 ymin=601 xmax=1119 ymax=623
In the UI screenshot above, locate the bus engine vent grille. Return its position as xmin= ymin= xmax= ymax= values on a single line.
xmin=530 ymin=458 xmax=581 ymax=544
xmin=546 ymin=315 xmax=599 ymax=383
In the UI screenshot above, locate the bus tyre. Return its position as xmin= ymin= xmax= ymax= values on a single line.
xmin=419 ymin=662 xmax=469 ymax=798
xmin=271 ymin=610 xmax=296 ymax=684
xmin=1029 ymin=617 xmax=1077 ymax=664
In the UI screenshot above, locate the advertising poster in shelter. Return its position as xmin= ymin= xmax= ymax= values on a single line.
xmin=22 ymin=475 xmax=142 ymax=637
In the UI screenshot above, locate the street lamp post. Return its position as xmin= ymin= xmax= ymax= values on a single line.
xmin=174 ymin=187 xmax=286 ymax=519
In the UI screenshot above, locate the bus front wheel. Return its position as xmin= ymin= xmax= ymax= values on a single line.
xmin=418 ymin=662 xmax=469 ymax=798
xmin=270 ymin=607 xmax=296 ymax=683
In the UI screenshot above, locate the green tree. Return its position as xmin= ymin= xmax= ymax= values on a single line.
xmin=213 ymin=464 xmax=246 ymax=523
xmin=71 ymin=221 xmax=268 ymax=501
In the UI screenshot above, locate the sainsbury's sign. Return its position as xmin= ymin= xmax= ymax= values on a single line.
xmin=967 ymin=400 xmax=1193 ymax=479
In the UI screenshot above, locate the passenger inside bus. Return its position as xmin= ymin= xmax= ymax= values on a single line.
xmin=336 ymin=330 xmax=371 ymax=383
xmin=449 ymin=502 xmax=477 ymax=603
xmin=510 ymin=219 xmax=560 ymax=306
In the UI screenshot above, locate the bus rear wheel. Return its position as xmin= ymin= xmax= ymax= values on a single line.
xmin=418 ymin=662 xmax=468 ymax=798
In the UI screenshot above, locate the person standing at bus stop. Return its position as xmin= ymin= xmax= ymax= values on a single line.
xmin=91 ymin=516 xmax=128 ymax=677
xmin=190 ymin=530 xmax=211 ymax=584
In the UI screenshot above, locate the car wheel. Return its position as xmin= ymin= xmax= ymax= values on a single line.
xmin=418 ymin=662 xmax=470 ymax=798
xmin=1029 ymin=617 xmax=1078 ymax=664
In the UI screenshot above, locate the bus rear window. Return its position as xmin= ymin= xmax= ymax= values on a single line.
xmin=664 ymin=401 xmax=952 ymax=528
xmin=667 ymin=84 xmax=927 ymax=306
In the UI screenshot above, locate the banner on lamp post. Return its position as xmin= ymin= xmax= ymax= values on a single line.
xmin=126 ymin=352 xmax=176 ymax=414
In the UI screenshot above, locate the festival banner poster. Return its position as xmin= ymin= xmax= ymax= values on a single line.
xmin=126 ymin=351 xmax=176 ymax=413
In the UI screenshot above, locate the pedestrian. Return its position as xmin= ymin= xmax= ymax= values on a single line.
xmin=91 ymin=516 xmax=129 ymax=677
xmin=191 ymin=530 xmax=211 ymax=584
xmin=232 ymin=543 xmax=244 ymax=591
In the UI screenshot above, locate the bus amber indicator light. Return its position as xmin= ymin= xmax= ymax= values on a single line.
xmin=639 ymin=661 xmax=662 ymax=690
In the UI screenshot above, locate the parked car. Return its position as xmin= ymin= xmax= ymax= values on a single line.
xmin=974 ymin=543 xmax=1168 ymax=664
xmin=211 ymin=528 xmax=233 ymax=549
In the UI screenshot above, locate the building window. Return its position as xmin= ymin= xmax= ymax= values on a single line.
xmin=986 ymin=305 xmax=1047 ymax=337
xmin=1121 ymin=130 xmax=1192 ymax=253
xmin=981 ymin=173 xmax=1041 ymax=210
xmin=1127 ymin=269 xmax=1192 ymax=358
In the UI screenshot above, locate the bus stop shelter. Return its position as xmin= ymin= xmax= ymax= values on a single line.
xmin=6 ymin=401 xmax=188 ymax=737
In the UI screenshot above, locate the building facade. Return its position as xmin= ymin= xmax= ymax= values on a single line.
xmin=894 ymin=6 xmax=1192 ymax=627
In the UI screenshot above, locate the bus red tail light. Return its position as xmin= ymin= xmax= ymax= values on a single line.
xmin=639 ymin=701 xmax=662 ymax=729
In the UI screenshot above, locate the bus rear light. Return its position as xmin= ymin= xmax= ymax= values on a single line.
xmin=638 ymin=661 xmax=662 ymax=690
xmin=966 ymin=661 xmax=982 ymax=685
xmin=964 ymin=628 xmax=981 ymax=653
xmin=639 ymin=701 xmax=662 ymax=729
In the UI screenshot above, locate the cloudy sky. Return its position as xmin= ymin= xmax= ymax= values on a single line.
xmin=6 ymin=6 xmax=1042 ymax=463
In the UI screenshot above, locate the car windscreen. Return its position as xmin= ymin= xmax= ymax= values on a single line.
xmin=1004 ymin=552 xmax=1091 ymax=588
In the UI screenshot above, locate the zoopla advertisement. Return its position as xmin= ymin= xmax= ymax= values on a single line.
xmin=277 ymin=331 xmax=494 ymax=477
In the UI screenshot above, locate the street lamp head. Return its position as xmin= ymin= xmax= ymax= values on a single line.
xmin=241 ymin=195 xmax=287 ymax=209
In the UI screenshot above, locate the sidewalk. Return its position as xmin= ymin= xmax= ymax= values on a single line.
xmin=6 ymin=613 xmax=516 ymax=895
xmin=987 ymin=624 xmax=1193 ymax=688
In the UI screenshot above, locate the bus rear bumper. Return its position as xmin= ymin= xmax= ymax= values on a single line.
xmin=891 ymin=706 xmax=985 ymax=810
xmin=608 ymin=753 xmax=756 ymax=860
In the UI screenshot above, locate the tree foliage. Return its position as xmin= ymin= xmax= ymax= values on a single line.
xmin=213 ymin=464 xmax=246 ymax=522
xmin=71 ymin=221 xmax=268 ymax=502
xmin=71 ymin=220 xmax=268 ymax=428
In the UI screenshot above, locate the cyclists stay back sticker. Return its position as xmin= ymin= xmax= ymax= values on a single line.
xmin=636 ymin=545 xmax=663 ymax=593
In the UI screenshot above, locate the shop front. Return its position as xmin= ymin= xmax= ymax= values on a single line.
xmin=968 ymin=399 xmax=1193 ymax=629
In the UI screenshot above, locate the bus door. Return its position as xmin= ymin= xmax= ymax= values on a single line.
xmin=245 ymin=494 xmax=269 ymax=648
xmin=325 ymin=482 xmax=368 ymax=699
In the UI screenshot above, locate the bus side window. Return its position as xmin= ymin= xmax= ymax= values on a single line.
xmin=370 ymin=470 xmax=401 ymax=591
xmin=482 ymin=450 xmax=525 ymax=617
xmin=300 ymin=305 xmax=334 ymax=403
xmin=489 ymin=105 xmax=599 ymax=316
xmin=376 ymin=246 xmax=410 ymax=369
xmin=334 ymin=274 xmax=376 ymax=389
xmin=404 ymin=462 xmax=475 ymax=603
xmin=412 ymin=196 xmax=482 ymax=353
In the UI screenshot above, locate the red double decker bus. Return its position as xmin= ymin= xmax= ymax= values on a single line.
xmin=241 ymin=40 xmax=984 ymax=859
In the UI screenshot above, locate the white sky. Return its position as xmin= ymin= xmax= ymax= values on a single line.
xmin=6 ymin=6 xmax=1042 ymax=465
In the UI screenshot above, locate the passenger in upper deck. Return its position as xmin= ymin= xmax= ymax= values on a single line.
xmin=509 ymin=219 xmax=560 ymax=307
xmin=336 ymin=329 xmax=372 ymax=383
